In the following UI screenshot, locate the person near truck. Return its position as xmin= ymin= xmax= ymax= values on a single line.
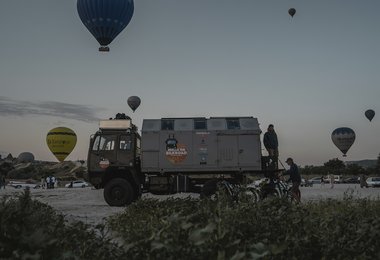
xmin=282 ymin=157 xmax=301 ymax=202
xmin=263 ymin=124 xmax=278 ymax=169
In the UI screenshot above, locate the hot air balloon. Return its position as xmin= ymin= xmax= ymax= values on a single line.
xmin=17 ymin=152 xmax=35 ymax=163
xmin=77 ymin=0 xmax=134 ymax=52
xmin=127 ymin=96 xmax=141 ymax=112
xmin=331 ymin=127 xmax=355 ymax=157
xmin=46 ymin=127 xmax=77 ymax=162
xmin=365 ymin=109 xmax=375 ymax=122
xmin=288 ymin=8 xmax=296 ymax=18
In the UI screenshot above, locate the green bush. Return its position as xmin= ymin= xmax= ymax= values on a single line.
xmin=1 ymin=190 xmax=379 ymax=259
xmin=0 ymin=190 xmax=126 ymax=259
xmin=108 ymin=195 xmax=380 ymax=260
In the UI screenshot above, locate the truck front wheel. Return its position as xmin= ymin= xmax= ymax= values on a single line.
xmin=104 ymin=178 xmax=135 ymax=206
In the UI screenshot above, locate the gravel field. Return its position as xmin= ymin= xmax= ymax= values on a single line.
xmin=1 ymin=184 xmax=380 ymax=225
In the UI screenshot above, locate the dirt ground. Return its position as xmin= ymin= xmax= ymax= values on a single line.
xmin=1 ymin=184 xmax=379 ymax=226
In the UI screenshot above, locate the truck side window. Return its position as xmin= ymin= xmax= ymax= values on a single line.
xmin=226 ymin=119 xmax=240 ymax=129
xmin=194 ymin=119 xmax=207 ymax=130
xmin=120 ymin=135 xmax=132 ymax=150
xmin=161 ymin=119 xmax=174 ymax=130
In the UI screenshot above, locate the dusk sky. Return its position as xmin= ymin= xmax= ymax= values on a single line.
xmin=0 ymin=0 xmax=379 ymax=166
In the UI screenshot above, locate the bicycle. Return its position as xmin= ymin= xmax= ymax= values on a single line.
xmin=200 ymin=179 xmax=259 ymax=203
xmin=254 ymin=176 xmax=300 ymax=203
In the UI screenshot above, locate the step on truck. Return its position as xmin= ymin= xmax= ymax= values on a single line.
xmin=86 ymin=115 xmax=276 ymax=206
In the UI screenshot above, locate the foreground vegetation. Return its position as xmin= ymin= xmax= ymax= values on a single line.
xmin=1 ymin=191 xmax=380 ymax=259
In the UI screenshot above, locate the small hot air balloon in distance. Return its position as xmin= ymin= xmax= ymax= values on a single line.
xmin=331 ymin=127 xmax=355 ymax=157
xmin=46 ymin=127 xmax=77 ymax=162
xmin=17 ymin=152 xmax=35 ymax=163
xmin=127 ymin=96 xmax=141 ymax=112
xmin=288 ymin=8 xmax=296 ymax=18
xmin=365 ymin=109 xmax=375 ymax=122
xmin=77 ymin=0 xmax=134 ymax=52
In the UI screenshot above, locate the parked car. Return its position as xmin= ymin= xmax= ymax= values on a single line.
xmin=301 ymin=178 xmax=313 ymax=187
xmin=65 ymin=180 xmax=89 ymax=188
xmin=342 ymin=177 xmax=360 ymax=184
xmin=8 ymin=181 xmax=39 ymax=189
xmin=366 ymin=177 xmax=380 ymax=188
xmin=308 ymin=177 xmax=323 ymax=184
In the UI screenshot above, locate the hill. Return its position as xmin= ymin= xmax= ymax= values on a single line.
xmin=0 ymin=159 xmax=87 ymax=181
xmin=345 ymin=159 xmax=377 ymax=168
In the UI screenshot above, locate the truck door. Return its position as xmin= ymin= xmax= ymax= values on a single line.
xmin=238 ymin=134 xmax=260 ymax=168
xmin=90 ymin=134 xmax=117 ymax=169
xmin=217 ymin=134 xmax=238 ymax=168
xmin=117 ymin=134 xmax=134 ymax=166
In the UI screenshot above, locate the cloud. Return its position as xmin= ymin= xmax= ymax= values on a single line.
xmin=0 ymin=96 xmax=104 ymax=122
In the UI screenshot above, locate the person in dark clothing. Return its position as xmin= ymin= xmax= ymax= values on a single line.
xmin=263 ymin=124 xmax=279 ymax=169
xmin=283 ymin=158 xmax=301 ymax=202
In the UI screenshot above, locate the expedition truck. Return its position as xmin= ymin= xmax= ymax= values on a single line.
xmin=86 ymin=116 xmax=275 ymax=206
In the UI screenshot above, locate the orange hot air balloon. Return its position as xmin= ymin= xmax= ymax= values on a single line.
xmin=46 ymin=127 xmax=77 ymax=162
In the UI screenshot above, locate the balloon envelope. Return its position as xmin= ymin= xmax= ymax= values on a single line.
xmin=288 ymin=8 xmax=296 ymax=17
xmin=46 ymin=127 xmax=77 ymax=162
xmin=365 ymin=109 xmax=375 ymax=122
xmin=127 ymin=96 xmax=141 ymax=112
xmin=17 ymin=152 xmax=35 ymax=163
xmin=331 ymin=127 xmax=355 ymax=156
xmin=77 ymin=0 xmax=134 ymax=49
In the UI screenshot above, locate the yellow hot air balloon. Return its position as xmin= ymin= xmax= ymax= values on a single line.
xmin=46 ymin=127 xmax=77 ymax=162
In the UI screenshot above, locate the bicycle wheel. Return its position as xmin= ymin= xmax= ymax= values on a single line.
xmin=239 ymin=187 xmax=259 ymax=203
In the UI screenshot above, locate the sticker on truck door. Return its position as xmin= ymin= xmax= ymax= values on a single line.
xmin=165 ymin=135 xmax=187 ymax=164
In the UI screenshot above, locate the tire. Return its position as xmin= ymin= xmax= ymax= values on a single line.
xmin=200 ymin=180 xmax=218 ymax=199
xmin=104 ymin=178 xmax=135 ymax=206
xmin=81 ymin=185 xmax=85 ymax=188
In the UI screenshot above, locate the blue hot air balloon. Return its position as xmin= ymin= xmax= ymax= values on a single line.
xmin=77 ymin=0 xmax=134 ymax=52
xmin=331 ymin=127 xmax=356 ymax=157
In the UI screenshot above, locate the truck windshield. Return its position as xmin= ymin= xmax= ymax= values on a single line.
xmin=92 ymin=135 xmax=116 ymax=151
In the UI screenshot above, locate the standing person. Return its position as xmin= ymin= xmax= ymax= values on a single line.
xmin=263 ymin=124 xmax=279 ymax=169
xmin=50 ymin=176 xmax=55 ymax=189
xmin=46 ymin=176 xmax=51 ymax=189
xmin=41 ymin=177 xmax=45 ymax=189
xmin=283 ymin=158 xmax=301 ymax=202
xmin=360 ymin=174 xmax=367 ymax=188
xmin=320 ymin=176 xmax=325 ymax=187
xmin=2 ymin=176 xmax=5 ymax=189
xmin=330 ymin=174 xmax=334 ymax=189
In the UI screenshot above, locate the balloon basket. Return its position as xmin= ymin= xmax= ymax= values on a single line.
xmin=99 ymin=46 xmax=110 ymax=52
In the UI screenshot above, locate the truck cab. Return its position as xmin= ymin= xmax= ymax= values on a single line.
xmin=87 ymin=118 xmax=143 ymax=206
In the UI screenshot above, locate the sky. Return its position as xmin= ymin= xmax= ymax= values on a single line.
xmin=0 ymin=0 xmax=379 ymax=166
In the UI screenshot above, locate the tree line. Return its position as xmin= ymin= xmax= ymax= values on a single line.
xmin=299 ymin=153 xmax=380 ymax=177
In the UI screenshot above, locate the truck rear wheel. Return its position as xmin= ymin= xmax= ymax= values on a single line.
xmin=200 ymin=179 xmax=218 ymax=199
xmin=104 ymin=178 xmax=135 ymax=206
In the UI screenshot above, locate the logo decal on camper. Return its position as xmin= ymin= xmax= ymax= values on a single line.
xmin=165 ymin=135 xmax=188 ymax=164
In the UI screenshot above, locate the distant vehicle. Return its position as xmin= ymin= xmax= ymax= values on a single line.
xmin=366 ymin=177 xmax=380 ymax=188
xmin=333 ymin=175 xmax=343 ymax=184
xmin=342 ymin=177 xmax=359 ymax=184
xmin=301 ymin=178 xmax=313 ymax=187
xmin=308 ymin=177 xmax=323 ymax=184
xmin=9 ymin=181 xmax=39 ymax=189
xmin=65 ymin=180 xmax=89 ymax=188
